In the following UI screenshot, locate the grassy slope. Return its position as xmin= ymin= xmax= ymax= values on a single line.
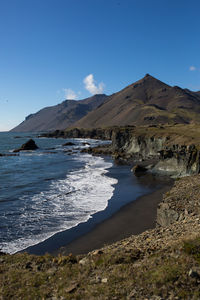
xmin=1 ymin=234 xmax=200 ymax=299
xmin=2 ymin=175 xmax=200 ymax=299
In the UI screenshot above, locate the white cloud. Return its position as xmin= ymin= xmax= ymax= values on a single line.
xmin=63 ymin=88 xmax=78 ymax=100
xmin=189 ymin=66 xmax=196 ymax=71
xmin=83 ymin=74 xmax=104 ymax=95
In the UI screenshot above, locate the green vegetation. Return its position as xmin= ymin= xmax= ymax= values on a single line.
xmin=1 ymin=236 xmax=200 ymax=299
xmin=3 ymin=126 xmax=200 ymax=298
xmin=183 ymin=237 xmax=200 ymax=263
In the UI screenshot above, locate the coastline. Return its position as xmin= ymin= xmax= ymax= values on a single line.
xmin=56 ymin=184 xmax=172 ymax=255
xmin=24 ymin=158 xmax=173 ymax=256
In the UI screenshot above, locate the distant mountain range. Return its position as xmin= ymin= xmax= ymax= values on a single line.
xmin=11 ymin=74 xmax=200 ymax=132
xmin=11 ymin=94 xmax=107 ymax=132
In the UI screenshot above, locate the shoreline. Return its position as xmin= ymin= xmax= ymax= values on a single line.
xmin=24 ymin=157 xmax=173 ymax=256
xmin=56 ymin=184 xmax=172 ymax=255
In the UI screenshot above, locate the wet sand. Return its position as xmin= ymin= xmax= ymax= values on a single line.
xmin=24 ymin=160 xmax=173 ymax=256
xmin=56 ymin=184 xmax=172 ymax=255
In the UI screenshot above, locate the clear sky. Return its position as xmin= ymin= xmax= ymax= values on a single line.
xmin=0 ymin=0 xmax=200 ymax=131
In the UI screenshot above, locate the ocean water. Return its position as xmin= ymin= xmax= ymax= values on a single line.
xmin=0 ymin=132 xmax=117 ymax=254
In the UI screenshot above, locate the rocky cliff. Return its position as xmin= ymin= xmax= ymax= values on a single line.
xmin=110 ymin=125 xmax=200 ymax=177
xmin=42 ymin=124 xmax=200 ymax=177
xmin=42 ymin=127 xmax=114 ymax=140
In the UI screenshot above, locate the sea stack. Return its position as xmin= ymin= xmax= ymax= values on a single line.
xmin=13 ymin=139 xmax=39 ymax=152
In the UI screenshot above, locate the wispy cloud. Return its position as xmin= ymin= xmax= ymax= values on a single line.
xmin=189 ymin=66 xmax=196 ymax=71
xmin=83 ymin=74 xmax=104 ymax=95
xmin=63 ymin=88 xmax=78 ymax=100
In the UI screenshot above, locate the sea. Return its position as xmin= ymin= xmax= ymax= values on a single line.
xmin=0 ymin=132 xmax=156 ymax=255
xmin=0 ymin=132 xmax=119 ymax=254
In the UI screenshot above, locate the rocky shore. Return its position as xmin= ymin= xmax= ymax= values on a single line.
xmin=2 ymin=124 xmax=200 ymax=298
xmin=157 ymin=174 xmax=200 ymax=226
xmin=42 ymin=124 xmax=200 ymax=177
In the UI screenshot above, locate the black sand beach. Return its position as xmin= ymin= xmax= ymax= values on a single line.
xmin=24 ymin=159 xmax=173 ymax=256
xmin=56 ymin=184 xmax=172 ymax=255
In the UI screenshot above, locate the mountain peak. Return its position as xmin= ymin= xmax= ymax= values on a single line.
xmin=74 ymin=75 xmax=200 ymax=129
xmin=130 ymin=74 xmax=168 ymax=89
xmin=142 ymin=73 xmax=159 ymax=81
xmin=145 ymin=73 xmax=151 ymax=78
xmin=11 ymin=75 xmax=200 ymax=133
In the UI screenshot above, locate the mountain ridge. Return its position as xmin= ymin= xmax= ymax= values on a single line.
xmin=11 ymin=94 xmax=108 ymax=132
xmin=72 ymin=74 xmax=200 ymax=128
xmin=11 ymin=74 xmax=200 ymax=132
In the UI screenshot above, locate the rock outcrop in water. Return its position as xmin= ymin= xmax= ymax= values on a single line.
xmin=13 ymin=139 xmax=39 ymax=152
xmin=62 ymin=142 xmax=75 ymax=146
xmin=0 ymin=153 xmax=19 ymax=157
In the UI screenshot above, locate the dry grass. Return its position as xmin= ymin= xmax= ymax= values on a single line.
xmin=1 ymin=235 xmax=200 ymax=299
xmin=108 ymin=123 xmax=200 ymax=148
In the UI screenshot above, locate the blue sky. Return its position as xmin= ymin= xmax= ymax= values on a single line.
xmin=0 ymin=0 xmax=200 ymax=131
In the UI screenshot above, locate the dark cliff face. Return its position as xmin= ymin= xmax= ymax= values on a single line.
xmin=111 ymin=129 xmax=200 ymax=177
xmin=42 ymin=127 xmax=113 ymax=140
xmin=156 ymin=145 xmax=200 ymax=175
xmin=43 ymin=125 xmax=200 ymax=177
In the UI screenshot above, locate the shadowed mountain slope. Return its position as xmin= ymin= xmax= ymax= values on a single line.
xmin=11 ymin=94 xmax=107 ymax=132
xmin=11 ymin=75 xmax=200 ymax=132
xmin=72 ymin=74 xmax=200 ymax=128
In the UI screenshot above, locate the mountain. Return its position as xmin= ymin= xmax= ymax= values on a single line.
xmin=72 ymin=74 xmax=200 ymax=128
xmin=11 ymin=75 xmax=200 ymax=132
xmin=11 ymin=94 xmax=107 ymax=132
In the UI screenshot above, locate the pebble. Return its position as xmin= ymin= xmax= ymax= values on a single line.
xmin=188 ymin=269 xmax=200 ymax=279
xmin=65 ymin=283 xmax=78 ymax=293
xmin=92 ymin=250 xmax=103 ymax=255
xmin=79 ymin=257 xmax=89 ymax=265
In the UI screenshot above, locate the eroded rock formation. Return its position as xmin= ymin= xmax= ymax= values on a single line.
xmin=42 ymin=124 xmax=200 ymax=177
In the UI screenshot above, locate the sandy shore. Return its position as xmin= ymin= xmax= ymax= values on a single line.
xmin=24 ymin=160 xmax=173 ymax=256
xmin=56 ymin=183 xmax=172 ymax=255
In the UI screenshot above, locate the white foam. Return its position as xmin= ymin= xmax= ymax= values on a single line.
xmin=1 ymin=153 xmax=117 ymax=254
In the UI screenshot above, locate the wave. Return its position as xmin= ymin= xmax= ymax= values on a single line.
xmin=1 ymin=153 xmax=117 ymax=254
